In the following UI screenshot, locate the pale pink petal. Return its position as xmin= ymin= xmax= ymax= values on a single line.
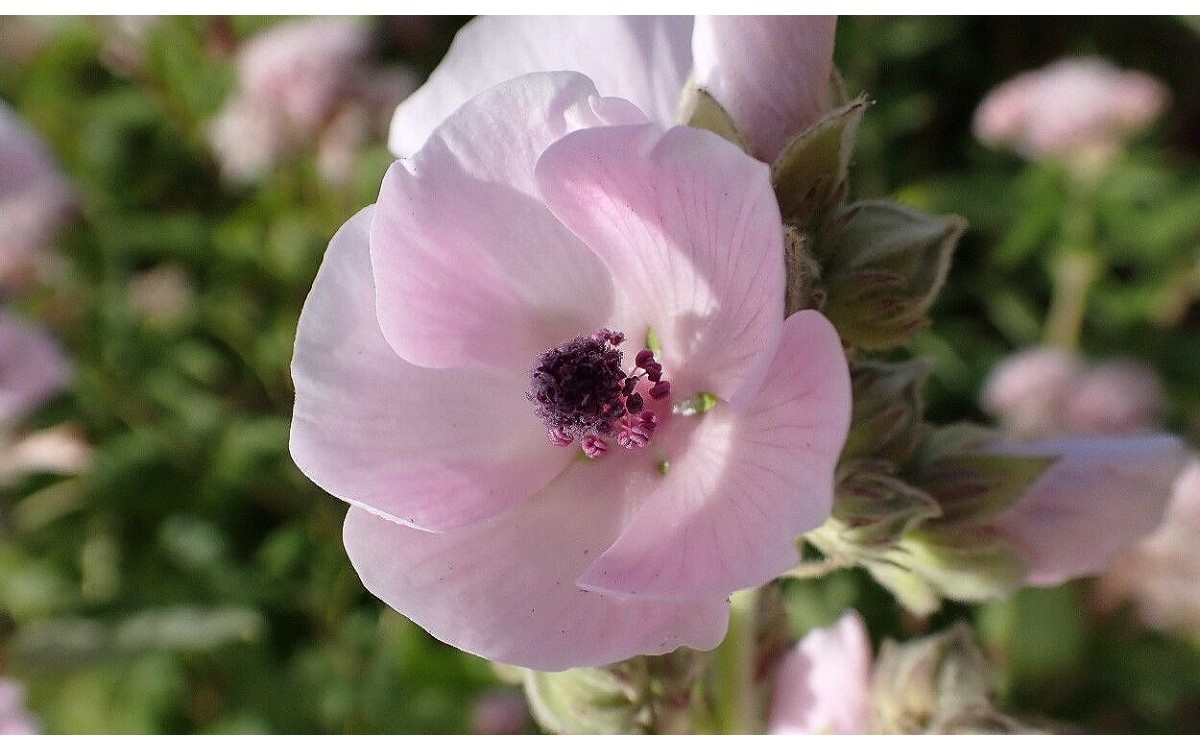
xmin=372 ymin=72 xmax=648 ymax=371
xmin=769 ymin=611 xmax=872 ymax=735
xmin=576 ymin=311 xmax=851 ymax=599
xmin=536 ymin=123 xmax=785 ymax=408
xmin=0 ymin=678 xmax=39 ymax=735
xmin=388 ymin=16 xmax=693 ymax=156
xmin=991 ymin=434 xmax=1190 ymax=586
xmin=692 ymin=16 xmax=837 ymax=162
xmin=290 ymin=208 xmax=572 ymax=532
xmin=342 ymin=464 xmax=730 ymax=671
xmin=0 ymin=312 xmax=68 ymax=426
xmin=1 ymin=102 xmax=74 ymax=279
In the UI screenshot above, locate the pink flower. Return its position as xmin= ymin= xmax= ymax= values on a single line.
xmin=1064 ymin=358 xmax=1162 ymax=436
xmin=0 ymin=678 xmax=39 ymax=735
xmin=768 ymin=611 xmax=872 ymax=734
xmin=974 ymin=57 xmax=1168 ymax=165
xmin=988 ymin=434 xmax=1189 ymax=587
xmin=0 ymin=311 xmax=68 ymax=427
xmin=1096 ymin=459 xmax=1200 ymax=637
xmin=982 ymin=348 xmax=1163 ymax=439
xmin=0 ymin=102 xmax=74 ymax=284
xmin=980 ymin=347 xmax=1083 ymax=440
xmin=290 ymin=72 xmax=852 ymax=670
xmin=208 ymin=18 xmax=417 ymax=185
xmin=237 ymin=17 xmax=372 ymax=136
xmin=388 ymin=16 xmax=836 ymax=164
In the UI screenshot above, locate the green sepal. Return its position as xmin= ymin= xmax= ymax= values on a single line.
xmin=783 ymin=225 xmax=824 ymax=315
xmin=522 ymin=650 xmax=710 ymax=734
xmin=841 ymin=359 xmax=931 ymax=465
xmin=523 ymin=665 xmax=646 ymax=735
xmin=870 ymin=623 xmax=1040 ymax=734
xmin=859 ymin=559 xmax=942 ymax=616
xmin=882 ymin=530 xmax=1028 ymax=607
xmin=831 ymin=462 xmax=941 ymax=548
xmin=820 ymin=200 xmax=965 ymax=350
xmin=679 ymin=86 xmax=749 ymax=152
xmin=771 ymin=95 xmax=868 ymax=227
xmin=911 ymin=453 xmax=1057 ymax=528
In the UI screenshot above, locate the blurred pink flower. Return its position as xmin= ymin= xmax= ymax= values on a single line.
xmin=388 ymin=15 xmax=836 ymax=163
xmin=0 ymin=102 xmax=74 ymax=285
xmin=974 ymin=57 xmax=1168 ymax=166
xmin=980 ymin=347 xmax=1083 ymax=440
xmin=290 ymin=72 xmax=852 ymax=670
xmin=0 ymin=678 xmax=39 ymax=735
xmin=208 ymin=17 xmax=417 ymax=185
xmin=768 ymin=611 xmax=872 ymax=734
xmin=469 ymin=690 xmax=529 ymax=734
xmin=237 ymin=18 xmax=371 ymax=135
xmin=982 ymin=348 xmax=1163 ymax=440
xmin=1096 ymin=459 xmax=1200 ymax=638
xmin=989 ymin=434 xmax=1188 ymax=586
xmin=1065 ymin=358 xmax=1162 ymax=436
xmin=0 ymin=311 xmax=68 ymax=427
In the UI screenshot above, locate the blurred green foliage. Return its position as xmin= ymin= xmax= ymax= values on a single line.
xmin=1 ymin=15 xmax=1199 ymax=734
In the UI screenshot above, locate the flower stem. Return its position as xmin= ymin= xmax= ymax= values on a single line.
xmin=709 ymin=587 xmax=760 ymax=734
xmin=1044 ymin=249 xmax=1100 ymax=350
xmin=1043 ymin=172 xmax=1101 ymax=350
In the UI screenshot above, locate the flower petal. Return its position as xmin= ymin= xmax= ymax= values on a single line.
xmin=373 ymin=72 xmax=647 ymax=371
xmin=0 ymin=312 xmax=68 ymax=425
xmin=290 ymin=207 xmax=572 ymax=532
xmin=536 ymin=123 xmax=785 ymax=408
xmin=342 ymin=463 xmax=730 ymax=671
xmin=768 ymin=611 xmax=872 ymax=735
xmin=692 ymin=16 xmax=837 ymax=162
xmin=991 ymin=434 xmax=1190 ymax=586
xmin=576 ymin=310 xmax=851 ymax=599
xmin=388 ymin=16 xmax=694 ymax=157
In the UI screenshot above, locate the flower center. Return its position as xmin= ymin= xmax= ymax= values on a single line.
xmin=527 ymin=328 xmax=671 ymax=459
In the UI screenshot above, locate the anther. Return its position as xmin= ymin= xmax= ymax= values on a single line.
xmin=625 ymin=392 xmax=644 ymax=414
xmin=616 ymin=412 xmax=657 ymax=450
xmin=648 ymin=380 xmax=671 ymax=400
xmin=529 ymin=327 xmax=673 ymax=458
xmin=581 ymin=435 xmax=609 ymax=459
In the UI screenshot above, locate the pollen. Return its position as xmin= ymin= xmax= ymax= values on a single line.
xmin=527 ymin=328 xmax=670 ymax=458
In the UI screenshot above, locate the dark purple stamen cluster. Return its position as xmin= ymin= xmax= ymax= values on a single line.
xmin=527 ymin=328 xmax=671 ymax=458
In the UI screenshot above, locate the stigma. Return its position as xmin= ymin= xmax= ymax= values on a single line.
xmin=527 ymin=328 xmax=671 ymax=458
